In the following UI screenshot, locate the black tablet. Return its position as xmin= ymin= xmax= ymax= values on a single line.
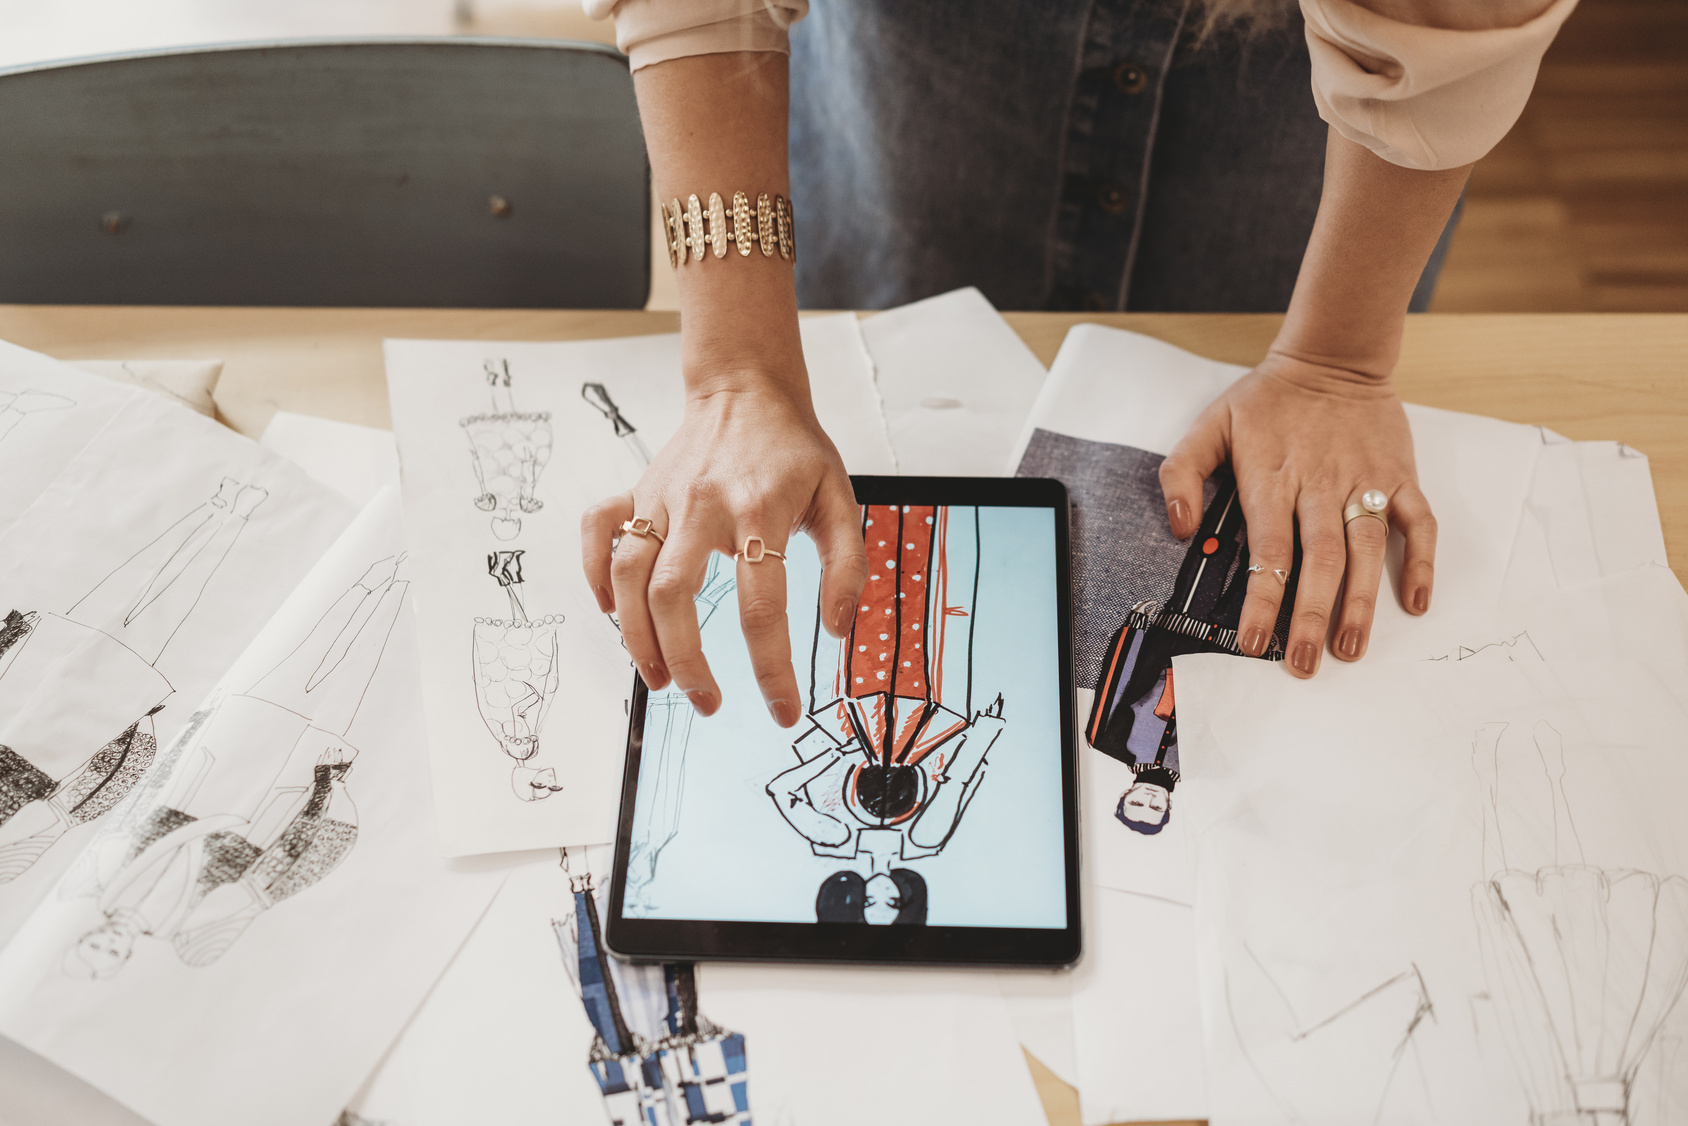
xmin=606 ymin=476 xmax=1079 ymax=967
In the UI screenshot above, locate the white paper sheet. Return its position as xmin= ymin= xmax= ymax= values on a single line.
xmin=998 ymin=966 xmax=1079 ymax=1090
xmin=0 ymin=390 xmax=358 ymax=945
xmin=1175 ymin=655 xmax=1688 ymax=1126
xmin=860 ymin=287 xmax=1047 ymax=477
xmin=70 ymin=360 xmax=223 ymax=419
xmin=0 ymin=1035 xmax=149 ymax=1126
xmin=384 ymin=315 xmax=896 ymax=855
xmin=355 ymin=847 xmax=1048 ymax=1126
xmin=260 ymin=411 xmax=401 ymax=508
xmin=0 ymin=492 xmax=507 ymax=1126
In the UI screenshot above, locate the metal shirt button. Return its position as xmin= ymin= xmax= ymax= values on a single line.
xmin=1114 ymin=62 xmax=1149 ymax=95
xmin=1096 ymin=181 xmax=1129 ymax=214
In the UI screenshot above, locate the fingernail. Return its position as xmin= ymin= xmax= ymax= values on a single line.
xmin=832 ymin=596 xmax=856 ymax=634
xmin=1338 ymin=628 xmax=1361 ymax=659
xmin=1291 ymin=641 xmax=1318 ymax=676
xmin=1242 ymin=627 xmax=1267 ymax=657
xmin=770 ymin=699 xmax=798 ymax=727
xmin=637 ymin=661 xmax=665 ymax=688
xmin=1168 ymin=499 xmax=1190 ymax=539
xmin=688 ymin=689 xmax=716 ymax=716
xmin=1412 ymin=587 xmax=1429 ymax=614
xmin=593 ymin=585 xmax=614 ymax=613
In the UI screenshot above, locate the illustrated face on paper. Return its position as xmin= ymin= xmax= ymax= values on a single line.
xmin=1117 ymin=782 xmax=1170 ymax=829
xmin=863 ymin=873 xmax=904 ymax=925
xmin=72 ymin=924 xmax=135 ymax=979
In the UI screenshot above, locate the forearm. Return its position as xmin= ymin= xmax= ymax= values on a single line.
xmin=1271 ymin=129 xmax=1471 ymax=382
xmin=634 ymin=52 xmax=806 ymax=402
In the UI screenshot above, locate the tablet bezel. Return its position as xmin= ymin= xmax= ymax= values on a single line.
xmin=606 ymin=475 xmax=1081 ymax=968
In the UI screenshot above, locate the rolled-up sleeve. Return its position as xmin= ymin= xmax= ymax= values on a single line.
xmin=1302 ymin=0 xmax=1577 ymax=170
xmin=583 ymin=0 xmax=809 ymax=72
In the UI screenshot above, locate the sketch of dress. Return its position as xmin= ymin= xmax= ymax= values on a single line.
xmin=1471 ymin=722 xmax=1688 ymax=1125
xmin=554 ymin=849 xmax=752 ymax=1126
xmin=0 ymin=388 xmax=74 ymax=444
xmin=764 ymin=505 xmax=1004 ymax=924
xmin=60 ymin=554 xmax=407 ymax=976
xmin=461 ymin=360 xmax=553 ymax=541
xmin=0 ymin=477 xmax=267 ymax=882
xmin=472 ymin=550 xmax=566 ymax=801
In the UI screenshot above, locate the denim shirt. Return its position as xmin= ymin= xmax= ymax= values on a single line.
xmin=789 ymin=0 xmax=1455 ymax=313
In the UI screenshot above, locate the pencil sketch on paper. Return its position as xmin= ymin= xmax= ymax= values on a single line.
xmin=582 ymin=382 xmax=653 ymax=472
xmin=472 ymin=549 xmax=566 ymax=802
xmin=0 ymin=388 xmax=74 ymax=444
xmin=554 ymin=849 xmax=751 ymax=1126
xmin=1427 ymin=632 xmax=1546 ymax=664
xmin=461 ymin=359 xmax=553 ymax=541
xmin=0 ymin=477 xmax=268 ymax=883
xmin=58 ymin=553 xmax=408 ymax=977
xmin=1471 ymin=721 xmax=1688 ymax=1125
xmin=624 ymin=556 xmax=737 ymax=912
xmin=763 ymin=504 xmax=1003 ymax=925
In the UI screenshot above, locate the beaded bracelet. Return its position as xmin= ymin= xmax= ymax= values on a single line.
xmin=662 ymin=192 xmax=794 ymax=268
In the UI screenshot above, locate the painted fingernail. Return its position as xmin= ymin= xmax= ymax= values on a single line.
xmin=1338 ymin=628 xmax=1361 ymax=659
xmin=770 ymin=699 xmax=798 ymax=727
xmin=833 ymin=596 xmax=856 ymax=634
xmin=1242 ymin=627 xmax=1268 ymax=657
xmin=1291 ymin=641 xmax=1318 ymax=675
xmin=688 ymin=689 xmax=716 ymax=716
xmin=1412 ymin=587 xmax=1429 ymax=614
xmin=593 ymin=585 xmax=614 ymax=613
xmin=1168 ymin=499 xmax=1191 ymax=538
xmin=637 ymin=661 xmax=665 ymax=688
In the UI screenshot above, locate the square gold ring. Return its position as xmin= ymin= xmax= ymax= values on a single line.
xmin=734 ymin=536 xmax=786 ymax=564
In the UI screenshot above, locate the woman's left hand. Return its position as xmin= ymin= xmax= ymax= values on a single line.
xmin=1156 ymin=350 xmax=1437 ymax=678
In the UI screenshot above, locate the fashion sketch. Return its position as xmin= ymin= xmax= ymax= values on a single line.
xmin=0 ymin=477 xmax=268 ymax=883
xmin=472 ymin=550 xmax=566 ymax=802
xmin=767 ymin=504 xmax=1004 ymax=925
xmin=59 ymin=554 xmax=408 ymax=977
xmin=461 ymin=359 xmax=553 ymax=541
xmin=1471 ymin=721 xmax=1688 ymax=1125
xmin=554 ymin=849 xmax=752 ymax=1126
xmin=582 ymin=381 xmax=653 ymax=472
xmin=0 ymin=387 xmax=74 ymax=444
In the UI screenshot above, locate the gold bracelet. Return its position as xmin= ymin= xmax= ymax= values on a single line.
xmin=662 ymin=192 xmax=794 ymax=269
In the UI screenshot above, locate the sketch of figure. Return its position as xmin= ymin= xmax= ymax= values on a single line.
xmin=554 ymin=849 xmax=751 ymax=1126
xmin=0 ymin=388 xmax=74 ymax=444
xmin=461 ymin=359 xmax=553 ymax=541
xmin=582 ymin=382 xmax=653 ymax=472
xmin=0 ymin=477 xmax=268 ymax=882
xmin=60 ymin=554 xmax=408 ymax=976
xmin=624 ymin=556 xmax=736 ymax=911
xmin=1471 ymin=722 xmax=1688 ymax=1125
xmin=765 ymin=504 xmax=1004 ymax=925
xmin=472 ymin=550 xmax=566 ymax=801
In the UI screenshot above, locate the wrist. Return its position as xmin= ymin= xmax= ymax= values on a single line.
xmin=1258 ymin=346 xmax=1399 ymax=398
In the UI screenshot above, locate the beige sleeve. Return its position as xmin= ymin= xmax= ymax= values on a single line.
xmin=582 ymin=0 xmax=809 ymax=72
xmin=1301 ymin=0 xmax=1577 ymax=170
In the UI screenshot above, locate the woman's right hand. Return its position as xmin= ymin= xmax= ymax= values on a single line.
xmin=581 ymin=372 xmax=867 ymax=729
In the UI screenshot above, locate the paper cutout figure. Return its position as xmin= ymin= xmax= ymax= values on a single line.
xmin=0 ymin=478 xmax=268 ymax=881
xmin=461 ymin=360 xmax=553 ymax=541
xmin=768 ymin=504 xmax=1003 ymax=924
xmin=472 ymin=550 xmax=565 ymax=802
xmin=1472 ymin=721 xmax=1688 ymax=1125
xmin=61 ymin=554 xmax=408 ymax=976
xmin=0 ymin=388 xmax=74 ymax=445
xmin=555 ymin=848 xmax=751 ymax=1126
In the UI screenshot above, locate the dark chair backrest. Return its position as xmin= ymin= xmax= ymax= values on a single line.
xmin=0 ymin=38 xmax=649 ymax=308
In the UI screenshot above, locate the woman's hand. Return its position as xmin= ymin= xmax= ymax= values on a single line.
xmin=1157 ymin=351 xmax=1437 ymax=677
xmin=581 ymin=377 xmax=867 ymax=727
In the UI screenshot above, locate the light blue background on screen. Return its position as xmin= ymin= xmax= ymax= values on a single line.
xmin=625 ymin=505 xmax=1065 ymax=929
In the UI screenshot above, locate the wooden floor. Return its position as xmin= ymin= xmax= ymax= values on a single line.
xmin=1432 ymin=0 xmax=1688 ymax=312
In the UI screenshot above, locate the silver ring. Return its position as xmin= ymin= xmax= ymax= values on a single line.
xmin=1246 ymin=563 xmax=1264 ymax=575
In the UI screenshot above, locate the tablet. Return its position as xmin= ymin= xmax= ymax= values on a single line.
xmin=607 ymin=476 xmax=1079 ymax=967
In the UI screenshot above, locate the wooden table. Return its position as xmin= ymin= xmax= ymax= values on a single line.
xmin=2 ymin=306 xmax=1684 ymax=1126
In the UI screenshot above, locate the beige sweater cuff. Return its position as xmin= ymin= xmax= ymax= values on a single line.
xmin=583 ymin=0 xmax=809 ymax=72
xmin=1302 ymin=0 xmax=1577 ymax=170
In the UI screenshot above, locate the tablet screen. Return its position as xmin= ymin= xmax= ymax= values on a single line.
xmin=621 ymin=498 xmax=1069 ymax=932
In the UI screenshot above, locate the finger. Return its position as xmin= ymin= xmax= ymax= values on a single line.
xmin=1284 ymin=492 xmax=1348 ymax=679
xmin=581 ymin=492 xmax=634 ymax=614
xmin=1332 ymin=492 xmax=1391 ymax=662
xmin=1390 ymin=482 xmax=1437 ymax=615
xmin=1234 ymin=482 xmax=1296 ymax=658
xmin=647 ymin=529 xmax=724 ymax=715
xmin=809 ymin=473 xmax=868 ymax=638
xmin=734 ymin=529 xmax=802 ymax=728
xmin=1159 ymin=403 xmax=1229 ymax=540
xmin=608 ymin=507 xmax=669 ymax=690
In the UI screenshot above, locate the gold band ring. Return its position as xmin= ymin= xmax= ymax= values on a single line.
xmin=620 ymin=517 xmax=666 ymax=545
xmin=1343 ymin=488 xmax=1390 ymax=537
xmin=734 ymin=536 xmax=786 ymax=564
